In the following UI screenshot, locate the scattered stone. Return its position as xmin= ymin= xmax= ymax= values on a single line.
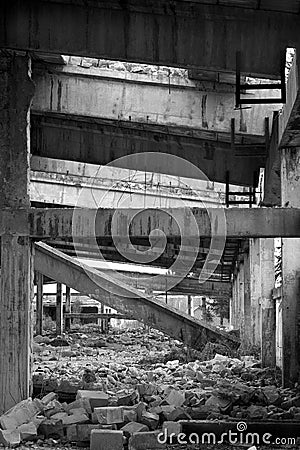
xmin=162 ymin=420 xmax=182 ymax=436
xmin=90 ymin=429 xmax=124 ymax=450
xmin=17 ymin=422 xmax=37 ymax=441
xmin=140 ymin=411 xmax=159 ymax=430
xmin=62 ymin=413 xmax=89 ymax=425
xmin=94 ymin=406 xmax=124 ymax=424
xmin=165 ymin=389 xmax=185 ymax=407
xmin=121 ymin=421 xmax=149 ymax=437
xmin=0 ymin=429 xmax=21 ymax=446
xmin=38 ymin=418 xmax=64 ymax=439
xmin=77 ymin=390 xmax=109 ymax=410
xmin=129 ymin=431 xmax=167 ymax=449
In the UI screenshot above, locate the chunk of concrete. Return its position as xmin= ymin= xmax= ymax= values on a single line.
xmin=41 ymin=392 xmax=57 ymax=405
xmin=0 ymin=429 xmax=21 ymax=446
xmin=0 ymin=398 xmax=40 ymax=430
xmin=77 ymin=424 xmax=102 ymax=442
xmin=121 ymin=421 xmax=149 ymax=437
xmin=51 ymin=412 xmax=68 ymax=421
xmin=77 ymin=390 xmax=109 ymax=411
xmin=62 ymin=413 xmax=89 ymax=425
xmin=69 ymin=407 xmax=88 ymax=416
xmin=129 ymin=431 xmax=167 ymax=449
xmin=123 ymin=408 xmax=138 ymax=423
xmin=38 ymin=418 xmax=64 ymax=439
xmin=64 ymin=398 xmax=92 ymax=414
xmin=165 ymin=390 xmax=185 ymax=407
xmin=140 ymin=411 xmax=159 ymax=430
xmin=90 ymin=429 xmax=124 ymax=450
xmin=94 ymin=407 xmax=124 ymax=424
xmin=17 ymin=422 xmax=37 ymax=441
xmin=162 ymin=421 xmax=182 ymax=436
xmin=66 ymin=424 xmax=78 ymax=442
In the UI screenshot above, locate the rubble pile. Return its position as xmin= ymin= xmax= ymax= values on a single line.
xmin=1 ymin=328 xmax=299 ymax=448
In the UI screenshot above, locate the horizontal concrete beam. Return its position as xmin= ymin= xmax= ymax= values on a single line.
xmin=1 ymin=207 xmax=299 ymax=238
xmin=1 ymin=1 xmax=299 ymax=77
xmin=68 ymin=260 xmax=232 ymax=296
xmin=31 ymin=113 xmax=265 ymax=186
xmin=34 ymin=242 xmax=240 ymax=350
xmin=32 ymin=65 xmax=276 ymax=136
xmin=64 ymin=313 xmax=129 ymax=319
xmin=30 ymin=155 xmax=234 ymax=208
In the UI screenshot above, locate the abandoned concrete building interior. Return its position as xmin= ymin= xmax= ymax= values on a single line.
xmin=1 ymin=1 xmax=300 ymax=449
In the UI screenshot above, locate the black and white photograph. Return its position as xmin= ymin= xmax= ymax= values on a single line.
xmin=0 ymin=1 xmax=299 ymax=449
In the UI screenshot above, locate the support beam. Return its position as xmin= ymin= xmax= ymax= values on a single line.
xmin=0 ymin=54 xmax=34 ymax=413
xmin=32 ymin=66 xmax=274 ymax=136
xmin=25 ymin=207 xmax=300 ymax=239
xmin=242 ymin=249 xmax=252 ymax=350
xmin=281 ymin=148 xmax=300 ymax=386
xmin=34 ymin=242 xmax=240 ymax=350
xmin=76 ymin=263 xmax=232 ymax=297
xmin=279 ymin=51 xmax=300 ymax=148
xmin=249 ymin=238 xmax=262 ymax=346
xmin=65 ymin=286 xmax=71 ymax=331
xmin=36 ymin=272 xmax=44 ymax=336
xmin=260 ymin=238 xmax=276 ymax=368
xmin=187 ymin=295 xmax=192 ymax=316
xmin=56 ymin=283 xmax=63 ymax=335
xmin=1 ymin=1 xmax=299 ymax=77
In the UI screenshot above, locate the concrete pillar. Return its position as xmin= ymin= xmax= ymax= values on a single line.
xmin=201 ymin=297 xmax=207 ymax=322
xmin=230 ymin=271 xmax=238 ymax=329
xmin=238 ymin=262 xmax=245 ymax=342
xmin=56 ymin=283 xmax=63 ymax=335
xmin=36 ymin=273 xmax=44 ymax=336
xmin=243 ymin=250 xmax=252 ymax=349
xmin=281 ymin=148 xmax=300 ymax=386
xmin=249 ymin=238 xmax=261 ymax=346
xmin=260 ymin=238 xmax=276 ymax=368
xmin=0 ymin=54 xmax=34 ymax=413
xmin=65 ymin=286 xmax=71 ymax=331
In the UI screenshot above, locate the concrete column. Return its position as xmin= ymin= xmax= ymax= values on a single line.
xmin=249 ymin=238 xmax=261 ymax=346
xmin=230 ymin=271 xmax=238 ymax=329
xmin=281 ymin=148 xmax=300 ymax=386
xmin=260 ymin=238 xmax=276 ymax=368
xmin=56 ymin=283 xmax=63 ymax=335
xmin=243 ymin=250 xmax=252 ymax=349
xmin=36 ymin=273 xmax=44 ymax=336
xmin=0 ymin=54 xmax=34 ymax=413
xmin=65 ymin=286 xmax=71 ymax=331
xmin=238 ymin=262 xmax=245 ymax=342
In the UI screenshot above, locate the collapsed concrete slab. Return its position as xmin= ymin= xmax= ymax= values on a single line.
xmin=35 ymin=242 xmax=240 ymax=351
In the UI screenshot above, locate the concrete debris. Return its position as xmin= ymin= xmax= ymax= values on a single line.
xmin=1 ymin=328 xmax=300 ymax=448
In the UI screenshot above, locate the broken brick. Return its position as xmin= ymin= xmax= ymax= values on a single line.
xmin=90 ymin=429 xmax=124 ymax=450
xmin=94 ymin=406 xmax=124 ymax=424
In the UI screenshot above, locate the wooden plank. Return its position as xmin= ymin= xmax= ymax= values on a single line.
xmin=34 ymin=242 xmax=240 ymax=350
